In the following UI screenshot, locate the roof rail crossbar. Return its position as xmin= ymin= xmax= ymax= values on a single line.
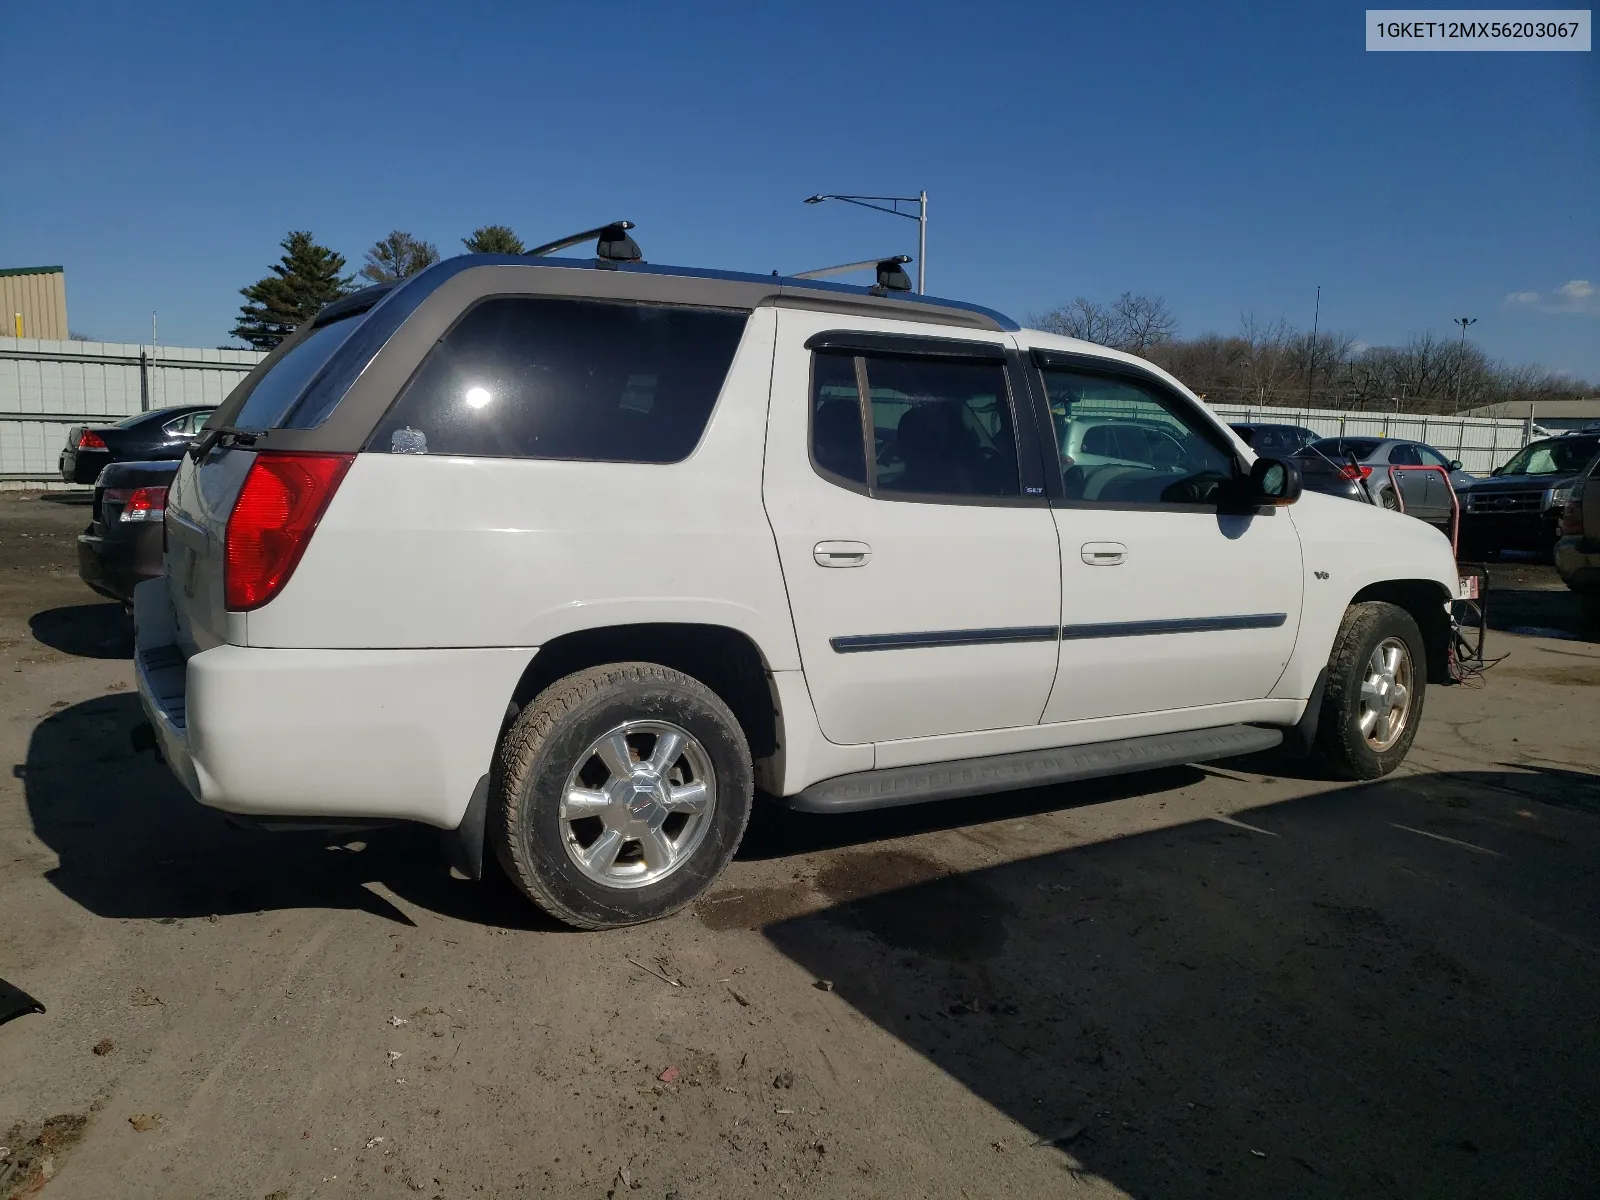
xmin=525 ymin=221 xmax=643 ymax=263
xmin=792 ymin=254 xmax=913 ymax=293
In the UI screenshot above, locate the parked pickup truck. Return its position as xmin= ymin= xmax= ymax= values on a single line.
xmin=135 ymin=231 xmax=1463 ymax=929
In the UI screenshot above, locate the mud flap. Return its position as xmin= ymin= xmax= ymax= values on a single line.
xmin=442 ymin=773 xmax=489 ymax=881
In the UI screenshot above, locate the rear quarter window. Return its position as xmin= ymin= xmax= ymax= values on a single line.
xmin=371 ymin=297 xmax=749 ymax=463
xmin=212 ymin=314 xmax=369 ymax=431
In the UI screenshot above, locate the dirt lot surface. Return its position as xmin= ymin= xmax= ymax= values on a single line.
xmin=2 ymin=492 xmax=1598 ymax=1199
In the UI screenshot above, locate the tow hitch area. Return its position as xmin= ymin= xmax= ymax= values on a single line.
xmin=1451 ymin=564 xmax=1491 ymax=681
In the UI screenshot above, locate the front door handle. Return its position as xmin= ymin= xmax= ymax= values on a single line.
xmin=1081 ymin=541 xmax=1127 ymax=566
xmin=814 ymin=540 xmax=872 ymax=567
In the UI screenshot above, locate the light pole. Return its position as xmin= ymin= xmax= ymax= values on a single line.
xmin=1454 ymin=316 xmax=1477 ymax=409
xmin=803 ymin=192 xmax=928 ymax=294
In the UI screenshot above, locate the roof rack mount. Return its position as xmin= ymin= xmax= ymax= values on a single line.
xmin=525 ymin=221 xmax=642 ymax=263
xmin=792 ymin=254 xmax=913 ymax=293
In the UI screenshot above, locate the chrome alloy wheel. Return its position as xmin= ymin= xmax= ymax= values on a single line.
xmin=558 ymin=720 xmax=715 ymax=889
xmin=1358 ymin=636 xmax=1414 ymax=752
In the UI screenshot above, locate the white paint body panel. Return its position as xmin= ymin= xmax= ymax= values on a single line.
xmin=1276 ymin=487 xmax=1460 ymax=699
xmin=762 ymin=308 xmax=1061 ymax=744
xmin=246 ymin=308 xmax=799 ymax=667
xmin=135 ymin=575 xmax=528 ymax=828
xmin=1043 ymin=506 xmax=1303 ymax=722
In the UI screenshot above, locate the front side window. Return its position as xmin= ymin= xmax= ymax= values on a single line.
xmin=1040 ymin=367 xmax=1236 ymax=505
xmin=808 ymin=351 xmax=1020 ymax=499
xmin=1417 ymin=445 xmax=1452 ymax=469
xmin=373 ymin=297 xmax=748 ymax=462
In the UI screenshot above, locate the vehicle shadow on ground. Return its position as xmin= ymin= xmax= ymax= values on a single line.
xmin=19 ymin=693 xmax=563 ymax=932
xmin=29 ymin=603 xmax=134 ymax=659
xmin=760 ymin=765 xmax=1600 ymax=1200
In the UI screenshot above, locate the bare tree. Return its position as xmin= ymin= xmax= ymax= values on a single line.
xmin=1032 ymin=292 xmax=1177 ymax=354
xmin=1032 ymin=297 xmax=1120 ymax=346
xmin=1032 ymin=292 xmax=1593 ymax=413
xmin=361 ymin=231 xmax=440 ymax=284
xmin=1110 ymin=292 xmax=1178 ymax=353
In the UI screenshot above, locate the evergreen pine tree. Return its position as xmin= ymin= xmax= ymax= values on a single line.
xmin=462 ymin=224 xmax=525 ymax=254
xmin=232 ymin=232 xmax=354 ymax=350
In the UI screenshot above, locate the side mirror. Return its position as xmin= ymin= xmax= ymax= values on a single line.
xmin=1250 ymin=457 xmax=1302 ymax=506
xmin=1449 ymin=459 xmax=1463 ymax=471
xmin=1490 ymin=465 xmax=1503 ymax=476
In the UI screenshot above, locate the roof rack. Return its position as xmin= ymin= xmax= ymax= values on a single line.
xmin=525 ymin=221 xmax=642 ymax=263
xmin=792 ymin=254 xmax=913 ymax=294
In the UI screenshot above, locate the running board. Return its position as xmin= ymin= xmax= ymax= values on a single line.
xmin=784 ymin=724 xmax=1284 ymax=814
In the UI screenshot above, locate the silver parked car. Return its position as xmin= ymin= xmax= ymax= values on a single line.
xmin=1293 ymin=437 xmax=1476 ymax=533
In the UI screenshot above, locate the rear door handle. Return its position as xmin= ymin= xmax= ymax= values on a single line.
xmin=814 ymin=540 xmax=872 ymax=567
xmin=1081 ymin=541 xmax=1127 ymax=566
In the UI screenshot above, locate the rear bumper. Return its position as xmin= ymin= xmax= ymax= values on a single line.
xmin=133 ymin=577 xmax=534 ymax=828
xmin=60 ymin=449 xmax=108 ymax=484
xmin=78 ymin=523 xmax=164 ymax=604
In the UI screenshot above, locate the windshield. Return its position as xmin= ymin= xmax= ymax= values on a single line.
xmin=212 ymin=313 xmax=368 ymax=431
xmin=1497 ymin=436 xmax=1600 ymax=477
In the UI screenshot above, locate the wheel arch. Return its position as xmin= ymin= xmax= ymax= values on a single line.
xmin=507 ymin=623 xmax=781 ymax=761
xmin=1350 ymin=578 xmax=1453 ymax=684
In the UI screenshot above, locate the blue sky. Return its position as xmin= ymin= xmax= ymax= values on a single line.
xmin=5 ymin=0 xmax=1597 ymax=378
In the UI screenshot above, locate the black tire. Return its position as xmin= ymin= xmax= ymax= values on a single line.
xmin=1378 ymin=487 xmax=1400 ymax=512
xmin=1313 ymin=601 xmax=1427 ymax=781
xmin=491 ymin=663 xmax=753 ymax=930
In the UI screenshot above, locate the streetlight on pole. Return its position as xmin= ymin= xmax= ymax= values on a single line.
xmin=803 ymin=192 xmax=928 ymax=294
xmin=1454 ymin=316 xmax=1477 ymax=409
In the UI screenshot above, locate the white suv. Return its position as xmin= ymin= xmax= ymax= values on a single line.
xmin=136 ymin=232 xmax=1461 ymax=929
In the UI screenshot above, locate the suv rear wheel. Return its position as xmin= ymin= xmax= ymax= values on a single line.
xmin=492 ymin=663 xmax=753 ymax=929
xmin=1313 ymin=601 xmax=1427 ymax=780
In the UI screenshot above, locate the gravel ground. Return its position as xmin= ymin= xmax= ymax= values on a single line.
xmin=2 ymin=492 xmax=1597 ymax=1199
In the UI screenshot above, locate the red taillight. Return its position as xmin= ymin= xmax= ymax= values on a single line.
xmin=225 ymin=452 xmax=353 ymax=610
xmin=78 ymin=429 xmax=107 ymax=450
xmin=1560 ymin=495 xmax=1584 ymax=536
xmin=116 ymin=485 xmax=168 ymax=522
xmin=1335 ymin=464 xmax=1373 ymax=482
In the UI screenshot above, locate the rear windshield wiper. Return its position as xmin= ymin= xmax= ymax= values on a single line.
xmin=188 ymin=426 xmax=260 ymax=460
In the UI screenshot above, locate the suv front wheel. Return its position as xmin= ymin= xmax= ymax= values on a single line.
xmin=492 ymin=663 xmax=753 ymax=929
xmin=1313 ymin=601 xmax=1427 ymax=780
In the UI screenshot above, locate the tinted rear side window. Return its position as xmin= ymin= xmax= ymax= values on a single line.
xmin=372 ymin=297 xmax=748 ymax=463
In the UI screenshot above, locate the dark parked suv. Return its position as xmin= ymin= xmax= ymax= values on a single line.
xmin=1460 ymin=432 xmax=1600 ymax=558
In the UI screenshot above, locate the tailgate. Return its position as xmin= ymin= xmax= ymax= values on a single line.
xmin=165 ymin=449 xmax=256 ymax=656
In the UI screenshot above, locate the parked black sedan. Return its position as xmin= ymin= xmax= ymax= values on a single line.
xmin=59 ymin=405 xmax=213 ymax=484
xmin=77 ymin=459 xmax=179 ymax=605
